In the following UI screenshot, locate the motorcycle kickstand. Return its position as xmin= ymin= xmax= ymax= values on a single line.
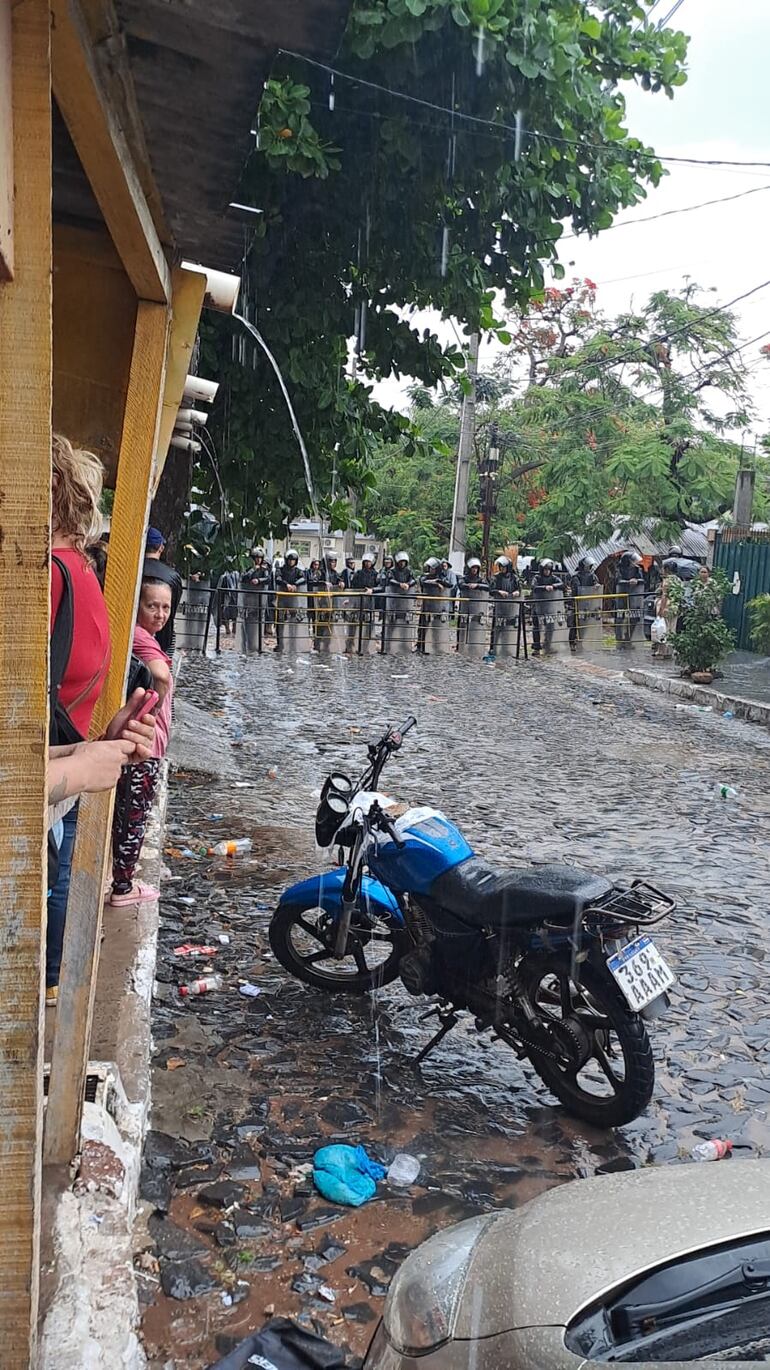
xmin=413 ymin=1007 xmax=459 ymax=1066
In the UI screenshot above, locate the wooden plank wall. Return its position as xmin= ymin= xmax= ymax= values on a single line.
xmin=0 ymin=0 xmax=51 ymax=1360
xmin=44 ymin=300 xmax=170 ymax=1168
xmin=0 ymin=0 xmax=13 ymax=281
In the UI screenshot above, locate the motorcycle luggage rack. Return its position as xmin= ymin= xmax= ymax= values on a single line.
xmin=582 ymin=879 xmax=675 ymax=932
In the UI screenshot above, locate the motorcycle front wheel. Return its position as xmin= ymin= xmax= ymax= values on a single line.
xmin=269 ymin=902 xmax=406 ymax=994
xmin=518 ymin=954 xmax=655 ymax=1129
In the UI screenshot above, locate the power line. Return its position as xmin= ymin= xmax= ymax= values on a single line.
xmin=279 ymin=48 xmax=770 ymax=170
xmin=561 ymin=183 xmax=770 ymax=240
xmin=657 ymin=0 xmax=687 ymax=27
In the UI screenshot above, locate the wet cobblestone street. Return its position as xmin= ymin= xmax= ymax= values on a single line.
xmin=138 ymin=651 xmax=770 ymax=1367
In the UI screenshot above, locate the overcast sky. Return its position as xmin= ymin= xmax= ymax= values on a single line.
xmin=373 ymin=0 xmax=770 ymax=440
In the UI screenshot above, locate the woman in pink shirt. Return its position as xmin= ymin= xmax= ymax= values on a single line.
xmin=108 ymin=576 xmax=174 ymax=905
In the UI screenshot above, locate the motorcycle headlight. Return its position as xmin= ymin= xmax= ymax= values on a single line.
xmin=382 ymin=1215 xmax=497 ymax=1355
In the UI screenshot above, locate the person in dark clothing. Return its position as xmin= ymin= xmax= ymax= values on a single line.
xmin=490 ymin=555 xmax=520 ymax=598
xmin=274 ymin=549 xmax=306 ymax=651
xmin=489 ymin=555 xmax=521 ymax=651
xmin=306 ymin=558 xmax=329 ymax=645
xmin=345 ymin=554 xmax=378 ymax=652
xmin=457 ymin=557 xmax=490 ymax=644
xmin=440 ymin=557 xmax=458 ymax=592
xmin=531 ymin=558 xmax=563 ymax=654
xmin=375 ymin=555 xmax=394 ymax=615
xmin=568 ymin=557 xmax=600 ymax=648
xmin=241 ymin=545 xmax=273 ymax=638
xmin=324 ymin=554 xmax=345 ymax=590
xmin=615 ymin=551 xmax=645 ymax=643
xmin=388 ymin=553 xmax=416 ymax=590
xmin=143 ymin=527 xmax=183 ymax=653
xmin=215 ymin=567 xmax=239 ymax=634
xmin=341 ymin=555 xmax=356 ymax=590
xmin=417 ymin=557 xmax=447 ymax=653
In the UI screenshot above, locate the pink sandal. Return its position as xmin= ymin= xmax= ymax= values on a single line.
xmin=108 ymin=880 xmax=160 ymax=907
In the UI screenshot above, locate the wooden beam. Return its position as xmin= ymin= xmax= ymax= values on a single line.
xmin=44 ymin=300 xmax=169 ymax=1168
xmin=51 ymin=0 xmax=171 ymax=303
xmin=0 ymin=0 xmax=52 ymax=1360
xmin=154 ymin=264 xmax=207 ymax=493
xmin=0 ymin=1 xmax=12 ymax=281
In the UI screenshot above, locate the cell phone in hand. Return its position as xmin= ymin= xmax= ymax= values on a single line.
xmin=130 ymin=689 xmax=160 ymax=722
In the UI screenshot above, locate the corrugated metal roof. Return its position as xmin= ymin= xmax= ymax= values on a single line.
xmin=564 ymin=519 xmax=709 ymax=573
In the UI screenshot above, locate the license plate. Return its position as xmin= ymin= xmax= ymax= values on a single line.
xmin=607 ymin=935 xmax=676 ymax=1012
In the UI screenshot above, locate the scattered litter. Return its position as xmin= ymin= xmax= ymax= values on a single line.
xmin=217 ymin=933 xmax=230 ymax=945
xmin=386 ymin=1153 xmax=421 ymax=1187
xmin=179 ymin=974 xmax=223 ymax=998
xmin=266 ymin=768 xmax=278 ymax=780
xmin=206 ymin=1318 xmax=349 ymax=1370
xmin=317 ymin=1285 xmax=336 ymax=1304
xmin=211 ymin=838 xmax=252 ymax=856
xmin=723 ymin=711 xmax=735 ymax=719
xmin=718 ymin=785 xmax=738 ymax=800
xmin=239 ymin=982 xmax=262 ymax=998
xmin=208 ymin=813 xmax=224 ymax=821
xmin=691 ymin=1138 xmax=733 ymax=1162
xmin=391 ymin=674 xmax=408 ymax=679
xmin=173 ymin=944 xmax=218 ymax=957
xmin=234 ymin=781 xmax=255 ymax=788
xmin=178 ymin=896 xmax=196 ymax=906
xmin=166 ymin=1057 xmax=186 ymax=1071
xmin=313 ymin=1144 xmax=386 ymax=1208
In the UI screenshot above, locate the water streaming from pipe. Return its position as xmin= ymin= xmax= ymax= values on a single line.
xmin=233 ymin=314 xmax=320 ymax=520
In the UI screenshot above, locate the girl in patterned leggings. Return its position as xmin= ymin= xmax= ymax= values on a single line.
xmin=109 ymin=577 xmax=174 ymax=906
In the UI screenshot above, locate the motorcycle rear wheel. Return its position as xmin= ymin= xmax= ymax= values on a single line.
xmin=269 ymin=902 xmax=406 ymax=994
xmin=519 ymin=953 xmax=655 ymax=1129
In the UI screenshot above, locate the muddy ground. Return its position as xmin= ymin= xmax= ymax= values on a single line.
xmin=136 ymin=650 xmax=770 ymax=1368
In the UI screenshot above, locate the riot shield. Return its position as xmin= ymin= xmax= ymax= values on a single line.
xmin=532 ymin=586 xmax=568 ymax=654
xmin=175 ymin=579 xmax=211 ymax=651
xmin=422 ymin=586 xmax=455 ymax=655
xmin=276 ymin=590 xmax=312 ymax=655
xmin=457 ymin=584 xmax=492 ymax=656
xmin=384 ymin=584 xmax=417 ymax=653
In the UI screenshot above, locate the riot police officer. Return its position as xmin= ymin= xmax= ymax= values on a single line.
xmin=568 ymin=557 xmax=600 ymax=649
xmin=241 ymin=545 xmax=273 ymax=637
xmin=615 ymin=551 xmax=644 ymax=644
xmin=531 ymin=558 xmax=563 ymax=654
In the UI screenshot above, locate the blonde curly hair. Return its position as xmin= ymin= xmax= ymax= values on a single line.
xmin=51 ymin=433 xmax=104 ymax=552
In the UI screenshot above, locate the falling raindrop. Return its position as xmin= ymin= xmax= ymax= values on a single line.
xmin=328 ymin=73 xmax=335 ymax=112
xmin=356 ymin=299 xmax=368 ymax=355
xmin=475 ymin=25 xmax=485 ymax=76
xmin=514 ymin=109 xmax=524 ymax=162
xmin=439 ymin=225 xmax=450 ymax=278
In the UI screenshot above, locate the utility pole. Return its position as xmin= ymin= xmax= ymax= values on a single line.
xmin=733 ymin=437 xmax=756 ymax=528
xmin=449 ymin=331 xmax=480 ymax=559
xmin=479 ymin=421 xmax=501 ymax=574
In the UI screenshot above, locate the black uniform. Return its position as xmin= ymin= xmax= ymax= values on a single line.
xmin=275 ymin=562 xmax=306 ymax=591
xmin=388 ymin=564 xmax=416 ymax=590
xmin=490 ymin=567 xmax=520 ymax=597
xmin=531 ymin=567 xmax=563 ymax=653
xmin=352 ymin=566 xmax=378 ymax=591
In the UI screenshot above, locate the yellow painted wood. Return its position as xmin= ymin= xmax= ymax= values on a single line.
xmin=44 ymin=301 xmax=169 ymax=1167
xmin=154 ymin=264 xmax=207 ymax=492
xmin=0 ymin=1 xmax=13 ymax=281
xmin=51 ymin=0 xmax=170 ymax=304
xmin=0 ymin=0 xmax=51 ymax=1358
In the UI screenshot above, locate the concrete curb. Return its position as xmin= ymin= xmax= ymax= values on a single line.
xmin=39 ymin=767 xmax=169 ymax=1370
xmin=626 ymin=668 xmax=770 ymax=727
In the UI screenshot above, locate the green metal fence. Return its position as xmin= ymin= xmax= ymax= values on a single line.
xmin=713 ymin=530 xmax=770 ymax=650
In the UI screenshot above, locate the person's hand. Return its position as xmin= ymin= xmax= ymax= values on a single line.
xmin=81 ymin=739 xmax=135 ymax=792
xmin=106 ymin=689 xmax=157 ymax=762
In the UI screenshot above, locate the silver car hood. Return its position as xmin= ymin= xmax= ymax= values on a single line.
xmin=454 ymin=1160 xmax=770 ymax=1337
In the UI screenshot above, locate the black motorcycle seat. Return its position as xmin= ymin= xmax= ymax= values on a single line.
xmin=430 ymin=856 xmax=613 ymax=929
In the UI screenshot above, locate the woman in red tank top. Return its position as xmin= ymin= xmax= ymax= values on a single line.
xmin=50 ymin=434 xmax=111 ymax=736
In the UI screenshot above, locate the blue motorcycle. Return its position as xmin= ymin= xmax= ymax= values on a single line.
xmin=269 ymin=718 xmax=676 ymax=1128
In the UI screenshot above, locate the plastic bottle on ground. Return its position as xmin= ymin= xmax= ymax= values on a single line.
xmin=210 ymin=838 xmax=252 ymax=857
xmin=691 ymin=1139 xmax=732 ymax=1162
xmin=179 ymin=974 xmax=223 ymax=997
xmin=719 ymin=785 xmax=738 ymax=800
xmin=387 ymin=1153 xmax=421 ymax=1186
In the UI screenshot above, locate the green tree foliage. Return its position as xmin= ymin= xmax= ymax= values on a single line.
xmin=178 ymin=0 xmax=688 ymax=558
xmin=363 ymin=283 xmax=762 ymax=563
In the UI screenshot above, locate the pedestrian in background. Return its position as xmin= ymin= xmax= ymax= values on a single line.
xmin=143 ymin=527 xmax=183 ymax=652
xmin=108 ymin=575 xmax=174 ymax=906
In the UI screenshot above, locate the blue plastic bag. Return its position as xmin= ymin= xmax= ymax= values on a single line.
xmin=312 ymin=1144 xmax=386 ymax=1207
